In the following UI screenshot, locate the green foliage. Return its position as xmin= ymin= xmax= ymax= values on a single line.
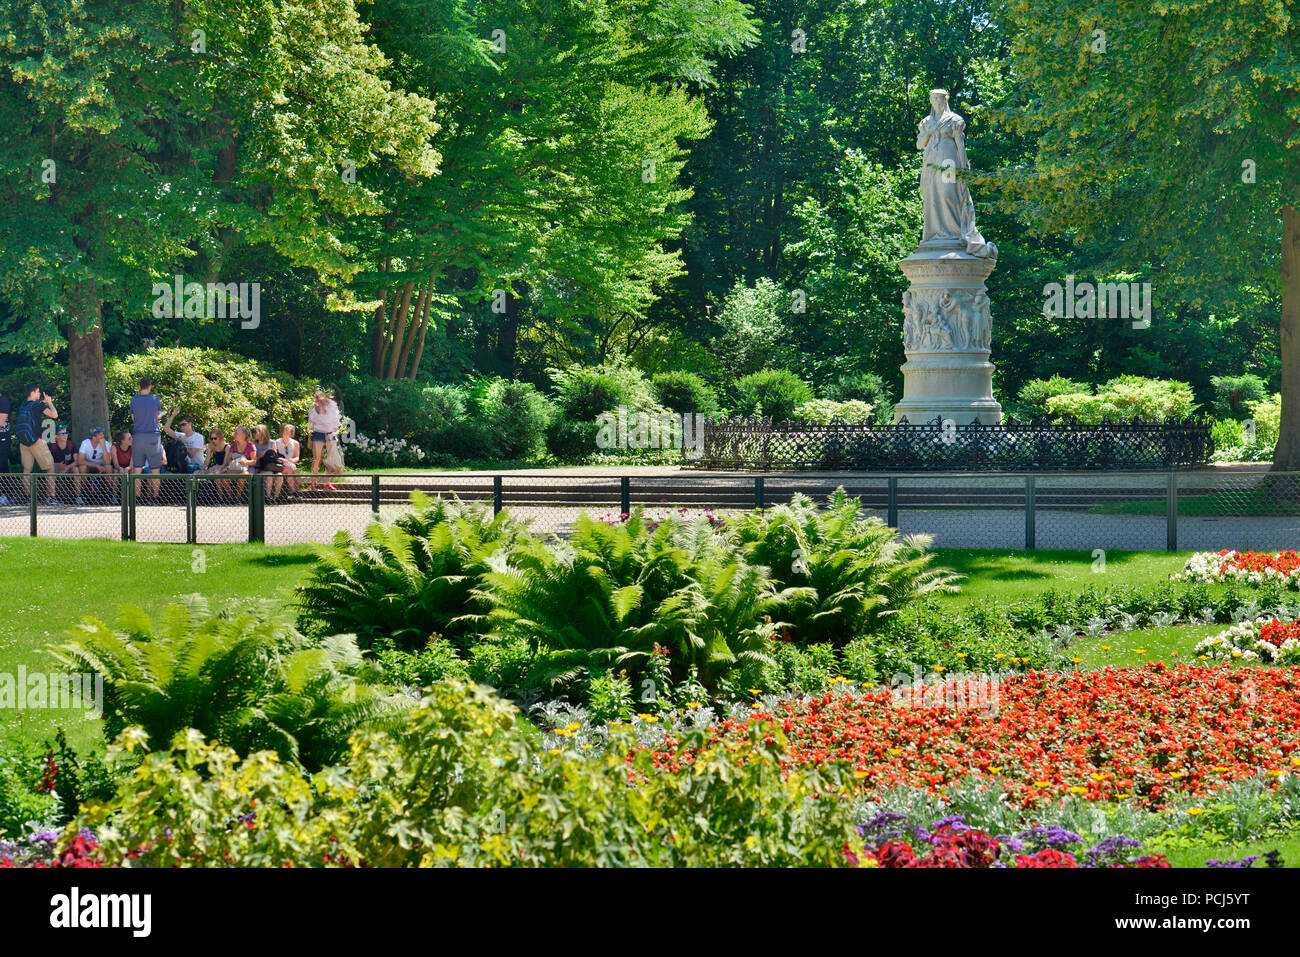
xmin=822 ymin=371 xmax=893 ymax=420
xmin=296 ymin=493 xmax=527 ymax=651
xmin=79 ymin=681 xmax=861 ymax=867
xmin=1015 ymin=375 xmax=1090 ymax=419
xmin=473 ymin=512 xmax=789 ymax=692
xmin=545 ymin=363 xmax=665 ymax=458
xmin=105 ymin=348 xmax=317 ymax=438
xmin=1249 ymin=393 xmax=1282 ymax=451
xmin=372 ymin=635 xmax=470 ymax=688
xmin=650 ymin=370 xmax=719 ymax=414
xmin=764 ymin=641 xmax=839 ymax=695
xmin=585 ymin=671 xmax=635 ymax=724
xmin=0 ymin=744 xmax=57 ymax=839
xmin=710 ymin=277 xmax=798 ymax=380
xmin=730 ymin=489 xmax=961 ymax=647
xmin=50 ymin=598 xmax=403 ymax=771
xmin=1210 ymin=374 xmax=1269 ymax=421
xmin=471 ymin=377 xmax=555 ymax=461
xmin=793 ymin=399 xmax=874 ymax=425
xmin=1044 ymin=376 xmax=1197 ymax=423
xmin=340 ymin=375 xmax=483 ymax=460
xmin=732 ymin=369 xmax=814 ymax=422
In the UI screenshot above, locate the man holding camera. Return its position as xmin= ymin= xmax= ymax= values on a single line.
xmin=16 ymin=383 xmax=58 ymax=504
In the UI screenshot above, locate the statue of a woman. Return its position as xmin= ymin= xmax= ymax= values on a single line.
xmin=916 ymin=89 xmax=997 ymax=259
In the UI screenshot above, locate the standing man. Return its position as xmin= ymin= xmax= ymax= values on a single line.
xmin=0 ymin=387 xmax=10 ymax=505
xmin=15 ymin=383 xmax=58 ymax=504
xmin=130 ymin=377 xmax=164 ymax=501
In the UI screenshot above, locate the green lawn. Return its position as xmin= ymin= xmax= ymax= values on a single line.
xmin=1089 ymin=488 xmax=1300 ymax=517
xmin=933 ymin=548 xmax=1193 ymax=605
xmin=0 ymin=538 xmax=317 ymax=753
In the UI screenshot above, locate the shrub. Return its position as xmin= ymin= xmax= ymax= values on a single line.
xmin=1248 ymin=393 xmax=1281 ymax=451
xmin=471 ymin=377 xmax=555 ymax=460
xmin=474 ymin=512 xmax=791 ymax=692
xmin=51 ymin=598 xmax=403 ymax=771
xmin=372 ymin=635 xmax=470 ymax=687
xmin=546 ymin=363 xmax=665 ymax=459
xmin=1210 ymin=374 xmax=1269 ymax=421
xmin=823 ymin=372 xmax=893 ymax=421
xmin=295 ymin=493 xmax=528 ymax=652
xmin=730 ymin=489 xmax=961 ymax=647
xmin=650 ymin=370 xmax=719 ymax=415
xmin=733 ymin=369 xmax=814 ymax=422
xmin=586 ymin=670 xmax=635 ymax=723
xmin=340 ymin=376 xmax=481 ymax=461
xmin=1016 ymin=375 xmax=1090 ymax=419
xmin=711 ymin=277 xmax=798 ymax=380
xmin=77 ymin=682 xmax=862 ymax=867
xmin=793 ymin=399 xmax=874 ymax=425
xmin=105 ymin=347 xmax=317 ymax=437
xmin=0 ymin=744 xmax=58 ymax=839
xmin=1044 ymin=376 xmax=1196 ymax=423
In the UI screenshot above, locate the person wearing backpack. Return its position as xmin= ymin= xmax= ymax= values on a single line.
xmin=16 ymin=383 xmax=58 ymax=504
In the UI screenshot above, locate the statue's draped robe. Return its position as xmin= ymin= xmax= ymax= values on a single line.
xmin=917 ymin=111 xmax=997 ymax=259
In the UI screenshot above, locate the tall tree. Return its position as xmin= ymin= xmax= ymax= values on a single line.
xmin=0 ymin=0 xmax=436 ymax=438
xmin=998 ymin=0 xmax=1300 ymax=466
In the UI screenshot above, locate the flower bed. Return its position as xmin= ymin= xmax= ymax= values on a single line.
xmin=652 ymin=664 xmax=1300 ymax=807
xmin=1195 ymin=619 xmax=1300 ymax=664
xmin=849 ymin=813 xmax=1175 ymax=868
xmin=1177 ymin=550 xmax=1300 ymax=587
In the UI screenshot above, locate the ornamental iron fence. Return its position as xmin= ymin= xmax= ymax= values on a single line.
xmin=690 ymin=417 xmax=1215 ymax=471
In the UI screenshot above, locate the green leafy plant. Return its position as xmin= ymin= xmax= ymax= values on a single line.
xmin=650 ymin=370 xmax=720 ymax=415
xmin=730 ymin=489 xmax=961 ymax=646
xmin=296 ymin=493 xmax=527 ymax=651
xmin=50 ymin=598 xmax=403 ymax=771
xmin=732 ymin=369 xmax=814 ymax=421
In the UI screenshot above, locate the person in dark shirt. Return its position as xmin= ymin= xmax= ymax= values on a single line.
xmin=0 ymin=391 xmax=10 ymax=504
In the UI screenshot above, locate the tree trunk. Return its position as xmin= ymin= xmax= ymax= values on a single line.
xmin=67 ymin=282 xmax=110 ymax=443
xmin=1275 ymin=205 xmax=1300 ymax=470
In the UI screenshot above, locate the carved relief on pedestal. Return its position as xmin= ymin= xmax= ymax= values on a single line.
xmin=902 ymin=288 xmax=990 ymax=352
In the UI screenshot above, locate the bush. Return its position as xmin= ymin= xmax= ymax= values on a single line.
xmin=52 ymin=598 xmax=404 ymax=771
xmin=340 ymin=376 xmax=482 ymax=461
xmin=474 ymin=512 xmax=787 ymax=693
xmin=546 ymin=363 xmax=665 ymax=459
xmin=729 ymin=489 xmax=961 ymax=647
xmin=78 ymin=681 xmax=862 ymax=867
xmin=711 ymin=277 xmax=798 ymax=380
xmin=1016 ymin=375 xmax=1089 ymax=419
xmin=1210 ymin=374 xmax=1269 ymax=421
xmin=823 ymin=372 xmax=893 ymax=421
xmin=471 ymin=377 xmax=555 ymax=460
xmin=793 ymin=399 xmax=875 ymax=425
xmin=732 ymin=369 xmax=814 ymax=422
xmin=105 ymin=347 xmax=317 ymax=438
xmin=1248 ymin=393 xmax=1282 ymax=451
xmin=296 ymin=493 xmax=528 ymax=652
xmin=0 ymin=744 xmax=58 ymax=839
xmin=1044 ymin=376 xmax=1196 ymax=423
xmin=373 ymin=635 xmax=471 ymax=688
xmin=650 ymin=370 xmax=719 ymax=415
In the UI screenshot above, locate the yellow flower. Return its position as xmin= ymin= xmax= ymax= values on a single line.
xmin=1034 ymin=780 xmax=1051 ymax=788
xmin=1101 ymin=645 xmax=1111 ymax=650
xmin=956 ymin=652 xmax=967 ymax=658
xmin=580 ymin=744 xmax=593 ymax=750
xmin=636 ymin=713 xmax=659 ymax=723
xmin=1115 ymin=793 xmax=1132 ymax=800
xmin=988 ymin=766 xmax=1004 ymax=773
xmin=994 ymin=653 xmax=1006 ymax=660
xmin=1168 ymin=771 xmax=1185 ymax=779
xmin=1198 ymin=655 xmax=1210 ymax=661
xmin=1213 ymin=766 xmax=1230 ymax=772
xmin=933 ymin=665 xmax=946 ymax=673
xmin=566 ymin=722 xmax=580 ymax=731
xmin=1134 ymin=648 xmax=1147 ymax=655
xmin=1068 ymin=786 xmax=1088 ymax=794
xmin=548 ymin=748 xmax=563 ymax=755
xmin=1187 ymin=808 xmax=1204 ymax=815
xmin=1071 ymin=657 xmax=1083 ymax=664
xmin=888 ymin=748 xmax=904 ymax=756
xmin=686 ymin=701 xmax=702 ymax=708
xmin=853 ymin=770 xmax=868 ymax=779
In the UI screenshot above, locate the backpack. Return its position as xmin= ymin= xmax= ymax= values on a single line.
xmin=14 ymin=401 xmax=42 ymax=446
xmin=256 ymin=447 xmax=284 ymax=474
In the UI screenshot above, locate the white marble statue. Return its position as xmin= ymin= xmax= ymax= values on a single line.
xmin=916 ymin=89 xmax=997 ymax=259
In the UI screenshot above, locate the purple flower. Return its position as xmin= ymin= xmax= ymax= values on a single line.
xmin=1017 ymin=824 xmax=1082 ymax=850
xmin=1206 ymin=855 xmax=1260 ymax=869
xmin=1084 ymin=835 xmax=1144 ymax=866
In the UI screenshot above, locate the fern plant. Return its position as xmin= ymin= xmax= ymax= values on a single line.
xmin=295 ymin=492 xmax=528 ymax=651
xmin=471 ymin=511 xmax=791 ymax=693
xmin=730 ymin=489 xmax=962 ymax=646
xmin=50 ymin=597 xmax=404 ymax=771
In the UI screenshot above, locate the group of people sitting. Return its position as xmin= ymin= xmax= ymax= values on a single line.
xmin=1 ymin=378 xmax=346 ymax=506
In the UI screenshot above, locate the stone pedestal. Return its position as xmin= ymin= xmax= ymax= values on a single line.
xmin=893 ymin=238 xmax=1002 ymax=426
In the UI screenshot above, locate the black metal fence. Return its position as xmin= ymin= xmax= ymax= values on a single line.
xmin=1 ymin=469 xmax=1297 ymax=552
xmin=692 ymin=417 xmax=1215 ymax=471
